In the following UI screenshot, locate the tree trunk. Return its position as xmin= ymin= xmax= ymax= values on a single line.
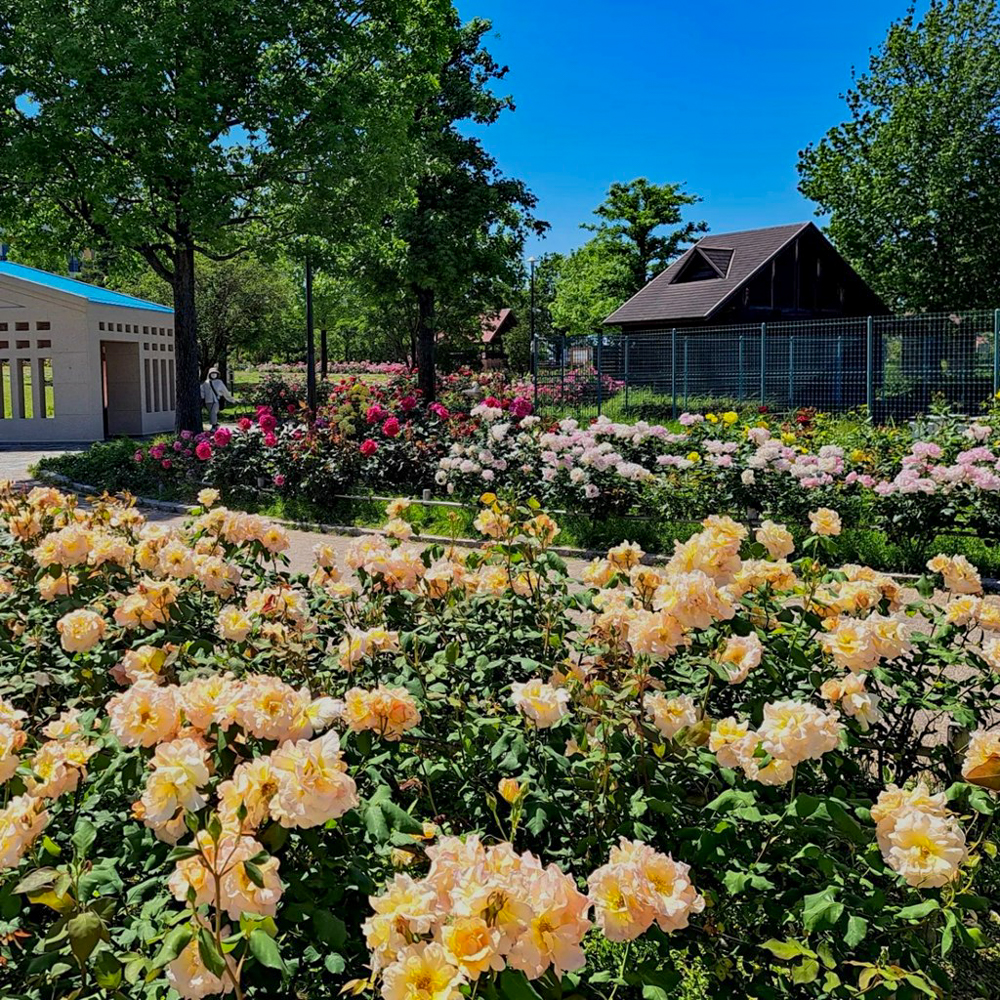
xmin=173 ymin=244 xmax=203 ymax=432
xmin=320 ymin=328 xmax=328 ymax=378
xmin=414 ymin=284 xmax=436 ymax=400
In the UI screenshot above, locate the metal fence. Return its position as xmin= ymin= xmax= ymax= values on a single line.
xmin=533 ymin=309 xmax=1000 ymax=421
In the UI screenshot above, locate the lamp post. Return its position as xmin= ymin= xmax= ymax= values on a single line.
xmin=529 ymin=256 xmax=537 ymax=407
xmin=305 ymin=252 xmax=316 ymax=416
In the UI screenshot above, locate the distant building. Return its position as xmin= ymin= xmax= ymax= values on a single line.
xmin=601 ymin=223 xmax=887 ymax=409
xmin=480 ymin=308 xmax=517 ymax=370
xmin=0 ymin=261 xmax=176 ymax=443
xmin=604 ymin=222 xmax=884 ymax=330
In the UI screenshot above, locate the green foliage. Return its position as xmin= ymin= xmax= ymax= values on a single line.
xmin=552 ymin=179 xmax=706 ymax=336
xmin=0 ymin=0 xmax=456 ymax=425
xmin=798 ymin=0 xmax=1000 ymax=310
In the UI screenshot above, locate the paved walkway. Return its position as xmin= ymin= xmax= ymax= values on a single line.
xmin=1 ymin=447 xmax=593 ymax=578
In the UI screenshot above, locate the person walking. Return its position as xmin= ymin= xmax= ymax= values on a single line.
xmin=201 ymin=367 xmax=237 ymax=430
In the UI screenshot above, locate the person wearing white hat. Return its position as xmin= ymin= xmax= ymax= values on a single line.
xmin=200 ymin=366 xmax=237 ymax=430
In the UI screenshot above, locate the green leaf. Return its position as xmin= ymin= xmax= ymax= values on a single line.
xmin=897 ymin=899 xmax=939 ymax=920
xmin=761 ymin=939 xmax=815 ymax=961
xmin=249 ymin=928 xmax=286 ymax=972
xmin=14 ymin=867 xmax=58 ymax=894
xmin=802 ymin=887 xmax=844 ymax=932
xmin=791 ymin=958 xmax=820 ymax=985
xmin=498 ymin=970 xmax=543 ymax=1000
xmin=243 ymin=861 xmax=266 ymax=889
xmin=93 ymin=950 xmax=122 ymax=989
xmin=152 ymin=925 xmax=194 ymax=970
xmin=312 ymin=910 xmax=347 ymax=950
xmin=71 ymin=819 xmax=97 ymax=859
xmin=67 ymin=911 xmax=105 ymax=964
xmin=845 ymin=915 xmax=868 ymax=947
xmin=198 ymin=928 xmax=228 ymax=978
xmin=827 ymin=800 xmax=867 ymax=844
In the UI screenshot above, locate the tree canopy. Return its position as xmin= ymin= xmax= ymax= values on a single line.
xmin=797 ymin=0 xmax=1000 ymax=311
xmin=0 ymin=0 xmax=453 ymax=427
xmin=551 ymin=179 xmax=706 ymax=336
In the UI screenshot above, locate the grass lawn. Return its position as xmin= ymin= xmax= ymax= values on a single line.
xmin=1 ymin=361 xmax=56 ymax=419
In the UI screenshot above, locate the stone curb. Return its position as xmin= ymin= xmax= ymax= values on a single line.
xmin=34 ymin=470 xmax=622 ymax=561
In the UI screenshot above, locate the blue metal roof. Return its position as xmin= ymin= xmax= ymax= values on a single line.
xmin=0 ymin=261 xmax=173 ymax=314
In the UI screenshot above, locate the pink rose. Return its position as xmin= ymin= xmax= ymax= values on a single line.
xmin=365 ymin=404 xmax=386 ymax=424
xmin=382 ymin=416 xmax=400 ymax=438
xmin=173 ymin=441 xmax=184 ymax=452
xmin=399 ymin=395 xmax=417 ymax=411
xmin=259 ymin=413 xmax=277 ymax=433
xmin=161 ymin=459 xmax=172 ymax=470
xmin=273 ymin=474 xmax=286 ymax=486
xmin=430 ymin=402 xmax=450 ymax=419
xmin=264 ymin=432 xmax=277 ymax=447
xmin=238 ymin=417 xmax=253 ymax=431
xmin=195 ymin=442 xmax=212 ymax=461
xmin=213 ymin=427 xmax=231 ymax=447
xmin=180 ymin=429 xmax=193 ymax=441
xmin=360 ymin=438 xmax=378 ymax=457
xmin=509 ymin=397 xmax=533 ymax=418
xmin=133 ymin=450 xmax=144 ymax=463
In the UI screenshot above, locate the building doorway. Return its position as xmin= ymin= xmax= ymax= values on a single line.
xmin=101 ymin=341 xmax=143 ymax=438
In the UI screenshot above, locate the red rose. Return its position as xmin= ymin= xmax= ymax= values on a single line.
xmin=382 ymin=416 xmax=400 ymax=437
xmin=360 ymin=438 xmax=378 ymax=456
xmin=195 ymin=442 xmax=212 ymax=461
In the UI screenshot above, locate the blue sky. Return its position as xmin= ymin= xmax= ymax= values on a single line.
xmin=455 ymin=0 xmax=916 ymax=258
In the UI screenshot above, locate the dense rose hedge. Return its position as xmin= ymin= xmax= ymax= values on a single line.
xmin=0 ymin=485 xmax=999 ymax=998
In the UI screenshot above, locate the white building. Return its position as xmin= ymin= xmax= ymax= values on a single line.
xmin=0 ymin=262 xmax=176 ymax=443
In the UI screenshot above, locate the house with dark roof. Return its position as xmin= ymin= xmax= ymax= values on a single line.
xmin=480 ymin=308 xmax=516 ymax=369
xmin=604 ymin=222 xmax=884 ymax=330
xmin=0 ymin=261 xmax=176 ymax=443
xmin=601 ymin=224 xmax=887 ymax=409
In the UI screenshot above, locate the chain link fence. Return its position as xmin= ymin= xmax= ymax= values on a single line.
xmin=533 ymin=309 xmax=1000 ymax=422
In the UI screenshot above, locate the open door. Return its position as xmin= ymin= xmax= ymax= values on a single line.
xmin=101 ymin=341 xmax=143 ymax=437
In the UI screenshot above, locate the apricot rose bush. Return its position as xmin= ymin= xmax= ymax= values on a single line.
xmin=0 ymin=486 xmax=998 ymax=999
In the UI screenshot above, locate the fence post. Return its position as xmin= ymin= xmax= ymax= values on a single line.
xmin=560 ymin=334 xmax=565 ymax=405
xmin=532 ymin=328 xmax=538 ymax=410
xmin=788 ymin=333 xmax=795 ymax=408
xmin=759 ymin=322 xmax=767 ymax=405
xmin=623 ymin=335 xmax=629 ymax=413
xmin=596 ymin=330 xmax=603 ymax=416
xmin=671 ymin=328 xmax=677 ymax=419
xmin=683 ymin=336 xmax=689 ymax=410
xmin=993 ymin=309 xmax=1000 ymax=398
xmin=866 ymin=315 xmax=874 ymax=415
xmin=738 ymin=330 xmax=745 ymax=402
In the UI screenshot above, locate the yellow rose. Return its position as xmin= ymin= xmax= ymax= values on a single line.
xmin=722 ymin=411 xmax=738 ymax=424
xmin=706 ymin=412 xmax=719 ymax=423
xmin=686 ymin=451 xmax=701 ymax=464
xmin=497 ymin=777 xmax=522 ymax=804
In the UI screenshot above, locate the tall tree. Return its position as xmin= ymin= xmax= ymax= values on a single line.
xmin=550 ymin=240 xmax=633 ymax=337
xmin=797 ymin=0 xmax=1000 ymax=310
xmin=0 ymin=0 xmax=451 ymax=430
xmin=582 ymin=178 xmax=707 ymax=293
xmin=394 ymin=16 xmax=547 ymax=401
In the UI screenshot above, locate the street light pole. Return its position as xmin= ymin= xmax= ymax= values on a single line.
xmin=305 ymin=252 xmax=316 ymax=416
xmin=529 ymin=256 xmax=537 ymax=408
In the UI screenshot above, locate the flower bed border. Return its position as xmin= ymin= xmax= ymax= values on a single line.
xmin=35 ymin=468 xmax=993 ymax=592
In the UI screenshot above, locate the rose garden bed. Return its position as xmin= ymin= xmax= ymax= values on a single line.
xmin=0 ymin=485 xmax=999 ymax=999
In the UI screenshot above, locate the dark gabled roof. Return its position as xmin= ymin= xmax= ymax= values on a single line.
xmin=604 ymin=222 xmax=812 ymax=325
xmin=481 ymin=308 xmax=515 ymax=344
